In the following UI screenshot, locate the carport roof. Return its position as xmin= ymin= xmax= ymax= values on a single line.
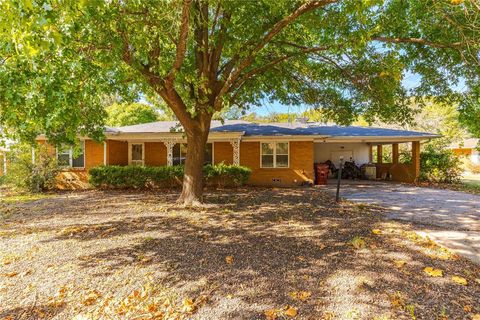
xmin=111 ymin=120 xmax=439 ymax=139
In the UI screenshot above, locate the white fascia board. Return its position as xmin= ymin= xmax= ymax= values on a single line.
xmin=241 ymin=135 xmax=328 ymax=142
xmin=106 ymin=131 xmax=245 ymax=141
xmin=315 ymin=135 xmax=440 ymax=143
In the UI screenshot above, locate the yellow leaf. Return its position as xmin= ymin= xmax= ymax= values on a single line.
xmin=182 ymin=298 xmax=195 ymax=312
xmin=394 ymin=260 xmax=406 ymax=268
xmin=451 ymin=276 xmax=468 ymax=285
xmin=423 ymin=267 xmax=443 ymax=277
xmin=225 ymin=255 xmax=234 ymax=265
xmin=371 ymin=229 xmax=382 ymax=235
xmin=265 ymin=309 xmax=277 ymax=320
xmin=473 ymin=315 xmax=480 ymax=320
xmin=451 ymin=0 xmax=464 ymax=4
xmin=3 ymin=272 xmax=18 ymax=277
xmin=82 ymin=290 xmax=101 ymax=306
xmin=284 ymin=306 xmax=298 ymax=317
xmin=289 ymin=291 xmax=311 ymax=301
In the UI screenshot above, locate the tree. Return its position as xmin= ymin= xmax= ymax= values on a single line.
xmin=106 ymin=102 xmax=160 ymax=127
xmin=1 ymin=0 xmax=479 ymax=204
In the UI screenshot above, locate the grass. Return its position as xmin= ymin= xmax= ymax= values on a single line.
xmin=0 ymin=192 xmax=52 ymax=204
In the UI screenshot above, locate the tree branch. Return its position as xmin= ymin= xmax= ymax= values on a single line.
xmin=165 ymin=0 xmax=192 ymax=85
xmin=372 ymin=36 xmax=463 ymax=49
xmin=214 ymin=0 xmax=337 ymax=110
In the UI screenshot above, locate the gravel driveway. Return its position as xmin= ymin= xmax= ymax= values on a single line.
xmin=329 ymin=181 xmax=480 ymax=264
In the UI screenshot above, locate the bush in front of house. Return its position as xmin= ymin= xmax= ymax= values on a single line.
xmin=419 ymin=145 xmax=462 ymax=184
xmin=89 ymin=163 xmax=251 ymax=189
xmin=5 ymin=144 xmax=59 ymax=192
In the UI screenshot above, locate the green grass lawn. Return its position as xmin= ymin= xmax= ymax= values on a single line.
xmin=460 ymin=173 xmax=480 ymax=195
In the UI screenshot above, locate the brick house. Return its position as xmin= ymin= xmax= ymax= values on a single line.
xmin=36 ymin=121 xmax=439 ymax=187
xmin=449 ymin=138 xmax=479 ymax=165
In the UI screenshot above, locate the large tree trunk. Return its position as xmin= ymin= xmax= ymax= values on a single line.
xmin=177 ymin=121 xmax=210 ymax=206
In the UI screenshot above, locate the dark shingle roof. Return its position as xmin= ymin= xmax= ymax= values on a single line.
xmin=112 ymin=121 xmax=439 ymax=138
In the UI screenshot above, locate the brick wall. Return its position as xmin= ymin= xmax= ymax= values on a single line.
xmin=239 ymin=141 xmax=314 ymax=186
xmin=145 ymin=142 xmax=167 ymax=166
xmin=85 ymin=140 xmax=104 ymax=170
xmin=213 ymin=142 xmax=233 ymax=164
xmin=108 ymin=140 xmax=128 ymax=166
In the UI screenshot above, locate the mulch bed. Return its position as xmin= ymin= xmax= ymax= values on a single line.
xmin=0 ymin=188 xmax=479 ymax=319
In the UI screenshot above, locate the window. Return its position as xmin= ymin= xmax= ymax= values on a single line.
xmin=261 ymin=142 xmax=289 ymax=168
xmin=130 ymin=143 xmax=144 ymax=166
xmin=173 ymin=143 xmax=213 ymax=165
xmin=57 ymin=142 xmax=85 ymax=168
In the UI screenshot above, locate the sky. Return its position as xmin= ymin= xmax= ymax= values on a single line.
xmin=252 ymin=71 xmax=467 ymax=116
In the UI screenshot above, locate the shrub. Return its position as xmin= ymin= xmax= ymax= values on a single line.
xmin=5 ymin=144 xmax=59 ymax=192
xmin=89 ymin=163 xmax=251 ymax=189
xmin=419 ymin=146 xmax=462 ymax=184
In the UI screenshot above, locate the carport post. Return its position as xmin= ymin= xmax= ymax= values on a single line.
xmin=392 ymin=143 xmax=399 ymax=165
xmin=412 ymin=141 xmax=421 ymax=182
xmin=336 ymin=156 xmax=344 ymax=202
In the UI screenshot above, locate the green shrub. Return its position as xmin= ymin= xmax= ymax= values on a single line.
xmin=89 ymin=163 xmax=251 ymax=189
xmin=5 ymin=144 xmax=60 ymax=192
xmin=419 ymin=145 xmax=462 ymax=184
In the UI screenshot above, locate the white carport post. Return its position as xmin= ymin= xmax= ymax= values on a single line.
xmin=163 ymin=139 xmax=176 ymax=166
xmin=230 ymin=139 xmax=240 ymax=165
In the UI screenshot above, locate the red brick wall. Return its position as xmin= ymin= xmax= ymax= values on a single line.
xmin=213 ymin=142 xmax=233 ymax=164
xmin=240 ymin=141 xmax=314 ymax=186
xmin=145 ymin=142 xmax=167 ymax=166
xmin=108 ymin=140 xmax=128 ymax=166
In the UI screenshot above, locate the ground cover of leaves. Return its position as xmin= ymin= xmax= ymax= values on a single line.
xmin=0 ymin=188 xmax=479 ymax=319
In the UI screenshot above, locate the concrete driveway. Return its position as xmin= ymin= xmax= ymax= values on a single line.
xmin=327 ymin=180 xmax=480 ymax=264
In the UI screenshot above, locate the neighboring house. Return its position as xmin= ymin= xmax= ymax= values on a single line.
xmin=449 ymin=138 xmax=479 ymax=164
xmin=36 ymin=121 xmax=439 ymax=187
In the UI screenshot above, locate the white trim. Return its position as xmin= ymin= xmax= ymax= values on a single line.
xmin=260 ymin=141 xmax=290 ymax=169
xmin=55 ymin=140 xmax=85 ymax=169
xmin=103 ymin=141 xmax=107 ymax=165
xmin=128 ymin=142 xmax=145 ymax=166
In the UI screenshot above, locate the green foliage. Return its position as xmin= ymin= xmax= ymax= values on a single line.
xmin=419 ymin=146 xmax=462 ymax=184
xmin=5 ymin=144 xmax=59 ymax=192
xmin=89 ymin=163 xmax=251 ymax=189
xmin=1 ymin=0 xmax=479 ymax=144
xmin=106 ymin=102 xmax=160 ymax=127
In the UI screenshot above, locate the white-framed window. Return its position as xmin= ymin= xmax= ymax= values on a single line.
xmin=129 ymin=142 xmax=144 ymax=166
xmin=260 ymin=142 xmax=289 ymax=168
xmin=56 ymin=141 xmax=85 ymax=168
xmin=173 ymin=143 xmax=213 ymax=166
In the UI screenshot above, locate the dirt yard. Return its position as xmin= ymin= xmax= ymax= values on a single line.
xmin=1 ymin=188 xmax=479 ymax=319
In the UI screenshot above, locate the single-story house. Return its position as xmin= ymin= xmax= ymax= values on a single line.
xmin=36 ymin=120 xmax=439 ymax=187
xmin=449 ymin=138 xmax=479 ymax=164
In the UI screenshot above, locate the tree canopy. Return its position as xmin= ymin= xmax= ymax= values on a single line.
xmin=105 ymin=102 xmax=162 ymax=127
xmin=1 ymin=0 xmax=479 ymax=203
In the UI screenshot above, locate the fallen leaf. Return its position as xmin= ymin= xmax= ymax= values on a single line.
xmin=394 ymin=260 xmax=406 ymax=268
xmin=182 ymin=298 xmax=195 ymax=312
xmin=3 ymin=272 xmax=18 ymax=277
xmin=225 ymin=255 xmax=234 ymax=265
xmin=289 ymin=291 xmax=311 ymax=301
xmin=265 ymin=309 xmax=278 ymax=320
xmin=371 ymin=229 xmax=382 ymax=235
xmin=451 ymin=276 xmax=468 ymax=285
xmin=472 ymin=315 xmax=480 ymax=320
xmin=423 ymin=267 xmax=443 ymax=277
xmin=284 ymin=306 xmax=298 ymax=317
xmin=82 ymin=290 xmax=102 ymax=306
xmin=464 ymin=305 xmax=472 ymax=313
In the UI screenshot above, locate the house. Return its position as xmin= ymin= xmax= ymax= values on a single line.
xmin=449 ymin=138 xmax=479 ymax=164
xmin=36 ymin=121 xmax=439 ymax=187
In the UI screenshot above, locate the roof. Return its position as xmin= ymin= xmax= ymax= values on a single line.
xmin=449 ymin=138 xmax=479 ymax=149
xmin=111 ymin=120 xmax=439 ymax=139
